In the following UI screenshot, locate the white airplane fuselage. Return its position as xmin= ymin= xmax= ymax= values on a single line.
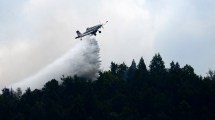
xmin=75 ymin=24 xmax=102 ymax=39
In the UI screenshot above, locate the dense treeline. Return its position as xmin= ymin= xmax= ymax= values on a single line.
xmin=1 ymin=53 xmax=215 ymax=120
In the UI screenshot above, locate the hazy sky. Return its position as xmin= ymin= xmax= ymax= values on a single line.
xmin=0 ymin=0 xmax=215 ymax=86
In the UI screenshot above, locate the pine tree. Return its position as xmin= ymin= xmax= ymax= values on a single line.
xmin=149 ymin=53 xmax=166 ymax=75
xmin=170 ymin=61 xmax=181 ymax=74
xmin=110 ymin=62 xmax=118 ymax=75
xmin=137 ymin=57 xmax=148 ymax=85
xmin=130 ymin=59 xmax=137 ymax=71
xmin=127 ymin=59 xmax=137 ymax=83
xmin=117 ymin=62 xmax=128 ymax=80
xmin=137 ymin=57 xmax=147 ymax=73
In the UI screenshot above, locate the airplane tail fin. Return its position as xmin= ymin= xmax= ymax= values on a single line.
xmin=76 ymin=31 xmax=82 ymax=36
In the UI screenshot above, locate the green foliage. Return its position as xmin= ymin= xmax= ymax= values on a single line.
xmin=0 ymin=53 xmax=215 ymax=120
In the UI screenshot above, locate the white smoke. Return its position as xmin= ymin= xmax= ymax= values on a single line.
xmin=9 ymin=37 xmax=100 ymax=90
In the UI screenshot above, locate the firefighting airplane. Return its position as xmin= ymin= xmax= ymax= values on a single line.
xmin=75 ymin=21 xmax=108 ymax=40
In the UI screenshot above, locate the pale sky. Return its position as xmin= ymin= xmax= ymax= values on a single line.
xmin=0 ymin=0 xmax=215 ymax=87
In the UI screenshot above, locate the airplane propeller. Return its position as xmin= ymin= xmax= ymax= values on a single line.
xmin=101 ymin=21 xmax=108 ymax=28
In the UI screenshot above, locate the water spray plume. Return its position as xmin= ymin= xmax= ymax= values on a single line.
xmin=9 ymin=37 xmax=101 ymax=90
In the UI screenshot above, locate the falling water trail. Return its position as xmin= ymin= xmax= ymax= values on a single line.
xmin=9 ymin=37 xmax=101 ymax=90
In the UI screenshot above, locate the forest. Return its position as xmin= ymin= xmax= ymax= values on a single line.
xmin=0 ymin=53 xmax=215 ymax=120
